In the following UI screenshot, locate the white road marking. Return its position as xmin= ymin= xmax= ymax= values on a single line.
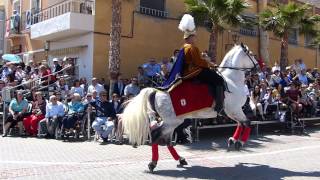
xmin=1 ymin=144 xmax=320 ymax=167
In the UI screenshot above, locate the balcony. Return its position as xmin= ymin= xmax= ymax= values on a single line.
xmin=30 ymin=0 xmax=94 ymax=41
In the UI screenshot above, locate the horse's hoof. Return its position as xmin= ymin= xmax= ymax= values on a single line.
xmin=179 ymin=157 xmax=188 ymax=166
xmin=228 ymin=137 xmax=235 ymax=148
xmin=148 ymin=161 xmax=157 ymax=173
xmin=234 ymin=141 xmax=242 ymax=151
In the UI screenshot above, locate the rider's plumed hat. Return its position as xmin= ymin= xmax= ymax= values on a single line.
xmin=178 ymin=14 xmax=196 ymax=39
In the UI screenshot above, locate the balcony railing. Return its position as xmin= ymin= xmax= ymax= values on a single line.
xmin=239 ymin=28 xmax=257 ymax=37
xmin=32 ymin=0 xmax=94 ymax=25
xmin=138 ymin=6 xmax=168 ymax=18
xmin=6 ymin=0 xmax=94 ymax=35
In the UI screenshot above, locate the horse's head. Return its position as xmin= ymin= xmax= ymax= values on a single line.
xmin=238 ymin=43 xmax=260 ymax=72
xmin=220 ymin=43 xmax=259 ymax=72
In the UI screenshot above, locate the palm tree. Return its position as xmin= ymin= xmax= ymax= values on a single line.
xmin=259 ymin=1 xmax=320 ymax=70
xmin=184 ymin=0 xmax=250 ymax=62
xmin=108 ymin=0 xmax=122 ymax=97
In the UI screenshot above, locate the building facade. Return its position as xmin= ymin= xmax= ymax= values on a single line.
xmin=3 ymin=0 xmax=320 ymax=80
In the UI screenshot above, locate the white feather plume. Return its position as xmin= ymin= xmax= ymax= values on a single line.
xmin=178 ymin=14 xmax=195 ymax=32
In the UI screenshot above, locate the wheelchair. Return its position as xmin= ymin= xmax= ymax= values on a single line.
xmin=55 ymin=111 xmax=89 ymax=141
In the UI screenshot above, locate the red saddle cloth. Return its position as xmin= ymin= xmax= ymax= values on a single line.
xmin=169 ymin=81 xmax=214 ymax=116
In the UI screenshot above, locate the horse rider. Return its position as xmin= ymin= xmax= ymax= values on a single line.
xmin=179 ymin=15 xmax=225 ymax=112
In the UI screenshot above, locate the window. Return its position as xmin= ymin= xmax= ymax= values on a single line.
xmin=288 ymin=29 xmax=298 ymax=45
xmin=305 ymin=33 xmax=314 ymax=47
xmin=30 ymin=0 xmax=41 ymax=13
xmin=139 ymin=0 xmax=167 ymax=18
xmin=12 ymin=0 xmax=21 ymax=14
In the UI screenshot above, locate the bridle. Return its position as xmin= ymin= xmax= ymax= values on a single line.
xmin=219 ymin=43 xmax=259 ymax=72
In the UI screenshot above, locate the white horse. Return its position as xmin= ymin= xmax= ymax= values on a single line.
xmin=122 ymin=43 xmax=259 ymax=170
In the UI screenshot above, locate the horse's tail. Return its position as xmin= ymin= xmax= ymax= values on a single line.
xmin=122 ymin=88 xmax=156 ymax=146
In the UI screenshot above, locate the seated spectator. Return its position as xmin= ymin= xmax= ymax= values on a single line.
xmin=249 ymin=85 xmax=264 ymax=120
xmin=271 ymin=62 xmax=280 ymax=73
xmin=90 ymin=91 xmax=116 ymax=143
xmin=15 ymin=66 xmax=26 ymax=82
xmin=52 ymin=58 xmax=62 ymax=74
xmin=271 ymin=70 xmax=281 ymax=87
xmin=62 ymin=93 xmax=85 ymax=133
xmin=111 ymin=93 xmax=122 ymax=114
xmin=306 ymin=69 xmax=315 ymax=84
xmin=311 ymin=68 xmax=319 ymax=79
xmin=23 ymin=92 xmax=46 ymax=136
xmin=285 ymin=83 xmax=303 ymax=114
xmin=70 ymin=79 xmax=85 ymax=97
xmin=56 ymin=78 xmax=69 ymax=99
xmin=80 ymin=77 xmax=88 ymax=94
xmin=2 ymin=91 xmax=29 ymax=137
xmin=124 ymin=77 xmax=140 ymax=97
xmin=170 ymin=49 xmax=180 ymax=64
xmin=38 ymin=95 xmax=65 ymax=137
xmin=88 ymin=77 xmax=105 ymax=97
xmin=300 ymin=84 xmax=314 ymax=115
xmin=160 ymin=64 xmax=170 ymax=80
xmin=161 ymin=57 xmax=173 ymax=73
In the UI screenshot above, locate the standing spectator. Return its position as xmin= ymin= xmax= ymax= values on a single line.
xmin=292 ymin=59 xmax=302 ymax=74
xmin=272 ymin=62 xmax=280 ymax=73
xmin=270 ymin=70 xmax=281 ymax=87
xmin=298 ymin=59 xmax=306 ymax=71
xmin=161 ymin=57 xmax=173 ymax=73
xmin=2 ymin=91 xmax=29 ymax=137
xmin=112 ymin=75 xmax=125 ymax=97
xmin=88 ymin=77 xmax=105 ymax=97
xmin=70 ymin=79 xmax=85 ymax=97
xmin=90 ymin=91 xmax=116 ymax=143
xmin=137 ymin=66 xmax=148 ymax=87
xmin=80 ymin=77 xmax=88 ymax=94
xmin=15 ymin=66 xmax=26 ymax=82
xmin=170 ymin=49 xmax=180 ymax=64
xmin=124 ymin=77 xmax=140 ymax=97
xmin=258 ymin=66 xmax=267 ymax=81
xmin=298 ymin=69 xmax=308 ymax=85
xmin=143 ymin=59 xmax=161 ymax=79
xmin=52 ymin=58 xmax=62 ymax=74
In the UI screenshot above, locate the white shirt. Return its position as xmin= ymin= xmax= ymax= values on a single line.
xmin=70 ymin=86 xmax=84 ymax=97
xmin=87 ymin=83 xmax=105 ymax=97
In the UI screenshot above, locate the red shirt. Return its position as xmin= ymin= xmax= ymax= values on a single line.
xmin=286 ymin=89 xmax=301 ymax=101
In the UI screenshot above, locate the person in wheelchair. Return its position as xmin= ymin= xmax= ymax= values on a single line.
xmin=61 ymin=93 xmax=85 ymax=136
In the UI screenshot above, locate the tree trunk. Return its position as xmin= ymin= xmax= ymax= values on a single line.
xmin=280 ymin=32 xmax=288 ymax=71
xmin=108 ymin=0 xmax=121 ymax=98
xmin=259 ymin=28 xmax=270 ymax=64
xmin=208 ymin=25 xmax=218 ymax=63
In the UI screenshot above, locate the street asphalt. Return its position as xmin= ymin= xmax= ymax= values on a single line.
xmin=1 ymin=124 xmax=320 ymax=180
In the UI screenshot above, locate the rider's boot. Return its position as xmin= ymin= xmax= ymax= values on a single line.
xmin=179 ymin=157 xmax=188 ymax=166
xmin=148 ymin=161 xmax=157 ymax=172
xmin=214 ymin=86 xmax=225 ymax=113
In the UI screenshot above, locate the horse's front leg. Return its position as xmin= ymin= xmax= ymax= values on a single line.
xmin=226 ymin=110 xmax=251 ymax=151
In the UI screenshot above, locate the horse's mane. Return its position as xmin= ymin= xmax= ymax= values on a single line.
xmin=219 ymin=45 xmax=240 ymax=71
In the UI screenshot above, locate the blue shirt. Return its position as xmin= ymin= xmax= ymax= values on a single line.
xmin=143 ymin=63 xmax=161 ymax=77
xmin=45 ymin=102 xmax=65 ymax=118
xmin=68 ymin=101 xmax=84 ymax=114
xmin=298 ymin=74 xmax=308 ymax=85
xmin=9 ymin=98 xmax=28 ymax=112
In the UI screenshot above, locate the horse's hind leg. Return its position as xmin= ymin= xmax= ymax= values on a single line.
xmin=167 ymin=145 xmax=188 ymax=166
xmin=148 ymin=144 xmax=158 ymax=172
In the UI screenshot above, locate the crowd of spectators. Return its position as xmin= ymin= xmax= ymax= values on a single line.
xmin=1 ymin=50 xmax=320 ymax=144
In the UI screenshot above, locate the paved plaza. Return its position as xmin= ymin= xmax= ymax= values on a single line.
xmin=1 ymin=126 xmax=320 ymax=180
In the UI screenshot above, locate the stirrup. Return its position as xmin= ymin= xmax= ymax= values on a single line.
xmin=179 ymin=157 xmax=188 ymax=166
xmin=148 ymin=161 xmax=157 ymax=172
